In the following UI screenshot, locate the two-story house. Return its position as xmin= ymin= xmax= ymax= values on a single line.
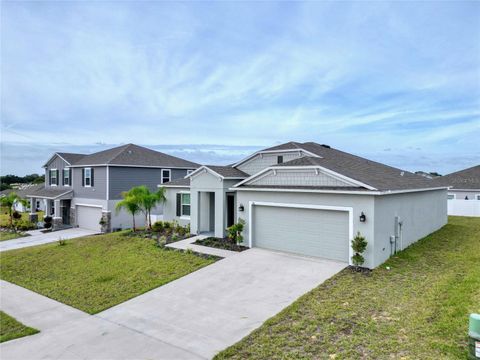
xmin=26 ymin=144 xmax=198 ymax=232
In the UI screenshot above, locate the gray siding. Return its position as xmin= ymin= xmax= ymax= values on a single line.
xmin=45 ymin=155 xmax=71 ymax=189
xmin=109 ymin=167 xmax=190 ymax=200
xmin=373 ymin=189 xmax=447 ymax=266
xmin=237 ymin=151 xmax=305 ymax=175
xmin=72 ymin=167 xmax=107 ymax=200
xmin=247 ymin=168 xmax=353 ymax=187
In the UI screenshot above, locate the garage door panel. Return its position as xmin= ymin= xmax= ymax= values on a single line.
xmin=253 ymin=206 xmax=349 ymax=262
xmin=77 ymin=206 xmax=102 ymax=232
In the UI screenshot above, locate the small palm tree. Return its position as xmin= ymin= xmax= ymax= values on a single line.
xmin=131 ymin=186 xmax=167 ymax=229
xmin=0 ymin=192 xmax=19 ymax=229
xmin=115 ymin=192 xmax=141 ymax=231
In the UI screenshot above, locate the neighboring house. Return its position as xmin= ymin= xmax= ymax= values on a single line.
xmin=161 ymin=141 xmax=448 ymax=269
xmin=0 ymin=184 xmax=46 ymax=213
xmin=26 ymin=144 xmax=199 ymax=231
xmin=433 ymin=165 xmax=480 ymax=217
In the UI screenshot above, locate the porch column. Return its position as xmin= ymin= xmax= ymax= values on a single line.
xmin=52 ymin=199 xmax=62 ymax=230
xmin=46 ymin=200 xmax=52 ymax=217
xmin=29 ymin=197 xmax=38 ymax=223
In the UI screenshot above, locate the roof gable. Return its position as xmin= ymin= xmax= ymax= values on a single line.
xmin=433 ymin=165 xmax=480 ymax=190
xmin=43 ymin=152 xmax=86 ymax=168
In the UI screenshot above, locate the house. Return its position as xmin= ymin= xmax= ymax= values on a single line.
xmin=433 ymin=165 xmax=480 ymax=217
xmin=0 ymin=184 xmax=46 ymax=213
xmin=161 ymin=141 xmax=448 ymax=269
xmin=26 ymin=144 xmax=199 ymax=231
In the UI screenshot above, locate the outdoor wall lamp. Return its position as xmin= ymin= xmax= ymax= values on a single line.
xmin=238 ymin=204 xmax=245 ymax=212
xmin=359 ymin=212 xmax=366 ymax=222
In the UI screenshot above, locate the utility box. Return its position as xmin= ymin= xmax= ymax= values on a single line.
xmin=469 ymin=313 xmax=480 ymax=359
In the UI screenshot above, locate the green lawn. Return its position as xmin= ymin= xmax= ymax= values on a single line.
xmin=216 ymin=216 xmax=480 ymax=360
xmin=0 ymin=311 xmax=39 ymax=343
xmin=0 ymin=231 xmax=30 ymax=242
xmin=0 ymin=232 xmax=217 ymax=314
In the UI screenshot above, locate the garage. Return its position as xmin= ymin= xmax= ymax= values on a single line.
xmin=76 ymin=205 xmax=102 ymax=232
xmin=251 ymin=203 xmax=351 ymax=262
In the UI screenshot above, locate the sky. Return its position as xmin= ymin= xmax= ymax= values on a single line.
xmin=1 ymin=1 xmax=479 ymax=176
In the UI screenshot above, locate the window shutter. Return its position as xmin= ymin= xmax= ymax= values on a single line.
xmin=62 ymin=170 xmax=65 ymax=186
xmin=176 ymin=193 xmax=181 ymax=216
xmin=91 ymin=168 xmax=94 ymax=187
xmin=49 ymin=170 xmax=52 ymax=185
xmin=56 ymin=170 xmax=59 ymax=185
xmin=69 ymin=168 xmax=72 ymax=186
xmin=82 ymin=169 xmax=85 ymax=186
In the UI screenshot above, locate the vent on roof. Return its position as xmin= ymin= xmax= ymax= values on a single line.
xmin=127 ymin=150 xmax=132 ymax=154
xmin=321 ymin=144 xmax=330 ymax=148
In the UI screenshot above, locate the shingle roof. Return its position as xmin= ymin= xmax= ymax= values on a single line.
xmin=241 ymin=142 xmax=443 ymax=191
xmin=25 ymin=186 xmax=73 ymax=199
xmin=0 ymin=184 xmax=44 ymax=198
xmin=205 ymin=165 xmax=249 ymax=178
xmin=71 ymin=144 xmax=199 ymax=168
xmin=432 ymin=165 xmax=480 ymax=190
xmin=161 ymin=178 xmax=190 ymax=187
xmin=57 ymin=152 xmax=87 ymax=165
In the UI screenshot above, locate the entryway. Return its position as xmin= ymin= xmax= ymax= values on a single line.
xmin=198 ymin=192 xmax=215 ymax=234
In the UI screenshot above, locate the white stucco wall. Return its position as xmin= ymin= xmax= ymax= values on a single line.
xmin=163 ymin=187 xmax=191 ymax=226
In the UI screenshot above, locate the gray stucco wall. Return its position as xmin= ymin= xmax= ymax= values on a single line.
xmin=373 ymin=189 xmax=448 ymax=266
xmin=72 ymin=167 xmax=107 ymax=200
xmin=236 ymin=190 xmax=376 ymax=267
xmin=163 ymin=187 xmax=191 ymax=227
xmin=109 ymin=167 xmax=190 ymax=200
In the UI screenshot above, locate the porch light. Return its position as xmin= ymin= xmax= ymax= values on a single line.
xmin=238 ymin=204 xmax=244 ymax=212
xmin=359 ymin=212 xmax=366 ymax=222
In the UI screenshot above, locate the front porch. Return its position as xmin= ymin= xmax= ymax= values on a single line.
xmin=26 ymin=188 xmax=74 ymax=230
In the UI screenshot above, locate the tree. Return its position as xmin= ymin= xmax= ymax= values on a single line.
xmin=115 ymin=192 xmax=141 ymax=231
xmin=0 ymin=192 xmax=19 ymax=229
xmin=351 ymin=232 xmax=368 ymax=268
xmin=132 ymin=186 xmax=167 ymax=229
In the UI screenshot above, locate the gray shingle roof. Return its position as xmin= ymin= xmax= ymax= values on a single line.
xmin=71 ymin=144 xmax=199 ymax=168
xmin=161 ymin=178 xmax=190 ymax=187
xmin=25 ymin=186 xmax=73 ymax=199
xmin=1 ymin=184 xmax=44 ymax=198
xmin=241 ymin=142 xmax=443 ymax=191
xmin=57 ymin=152 xmax=87 ymax=165
xmin=432 ymin=165 xmax=480 ymax=190
xmin=205 ymin=165 xmax=249 ymax=178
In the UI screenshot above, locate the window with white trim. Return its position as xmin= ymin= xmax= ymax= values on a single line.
xmin=181 ymin=193 xmax=190 ymax=216
xmin=84 ymin=168 xmax=92 ymax=187
xmin=447 ymin=194 xmax=455 ymax=200
xmin=50 ymin=169 xmax=57 ymax=186
xmin=161 ymin=169 xmax=171 ymax=183
xmin=63 ymin=169 xmax=70 ymax=186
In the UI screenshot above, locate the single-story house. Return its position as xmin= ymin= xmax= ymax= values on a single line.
xmin=433 ymin=165 xmax=480 ymax=217
xmin=0 ymin=184 xmax=46 ymax=213
xmin=161 ymin=141 xmax=448 ymax=269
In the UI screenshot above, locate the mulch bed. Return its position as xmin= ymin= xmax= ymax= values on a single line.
xmin=194 ymin=237 xmax=249 ymax=252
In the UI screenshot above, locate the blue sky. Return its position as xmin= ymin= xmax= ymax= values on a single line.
xmin=1 ymin=1 xmax=479 ymax=176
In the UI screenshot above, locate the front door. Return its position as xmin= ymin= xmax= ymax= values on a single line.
xmin=62 ymin=200 xmax=71 ymax=225
xmin=226 ymin=194 xmax=235 ymax=228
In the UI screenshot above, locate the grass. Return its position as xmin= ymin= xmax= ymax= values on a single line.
xmin=0 ymin=209 xmax=44 ymax=227
xmin=0 ymin=311 xmax=39 ymax=343
xmin=216 ymin=217 xmax=480 ymax=360
xmin=0 ymin=232 xmax=217 ymax=314
xmin=0 ymin=231 xmax=30 ymax=242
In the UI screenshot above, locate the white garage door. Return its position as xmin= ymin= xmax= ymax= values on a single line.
xmin=252 ymin=205 xmax=350 ymax=262
xmin=76 ymin=206 xmax=102 ymax=232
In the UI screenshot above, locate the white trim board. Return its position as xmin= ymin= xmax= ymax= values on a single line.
xmin=186 ymin=165 xmax=246 ymax=181
xmin=248 ymin=201 xmax=354 ymax=265
xmin=233 ymin=148 xmax=321 ymax=167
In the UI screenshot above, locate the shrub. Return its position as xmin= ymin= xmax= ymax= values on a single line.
xmin=351 ymin=232 xmax=368 ymax=267
xmin=156 ymin=235 xmax=167 ymax=248
xmin=152 ymin=221 xmax=165 ymax=233
xmin=16 ymin=220 xmax=36 ymax=231
xmin=43 ymin=216 xmax=53 ymax=229
xmin=226 ymin=219 xmax=246 ymax=245
xmin=12 ymin=211 xmax=22 ymax=220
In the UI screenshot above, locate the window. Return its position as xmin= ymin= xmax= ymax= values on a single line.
xmin=84 ymin=168 xmax=92 ymax=187
xmin=36 ymin=201 xmax=40 ymax=209
xmin=187 ymin=169 xmax=194 ymax=175
xmin=181 ymin=193 xmax=190 ymax=216
xmin=63 ymin=168 xmax=70 ymax=186
xmin=447 ymin=194 xmax=455 ymax=200
xmin=49 ymin=169 xmax=58 ymax=186
xmin=476 ymin=194 xmax=480 ymax=200
xmin=161 ymin=169 xmax=171 ymax=183
xmin=277 ymin=155 xmax=283 ymax=164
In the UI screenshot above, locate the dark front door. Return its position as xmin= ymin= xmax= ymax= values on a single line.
xmin=227 ymin=194 xmax=235 ymax=228
xmin=62 ymin=200 xmax=71 ymax=225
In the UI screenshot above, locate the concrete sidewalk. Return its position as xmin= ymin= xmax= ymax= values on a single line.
xmin=166 ymin=234 xmax=238 ymax=258
xmin=0 ymin=228 xmax=97 ymax=252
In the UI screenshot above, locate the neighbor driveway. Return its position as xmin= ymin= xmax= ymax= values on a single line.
xmin=0 ymin=248 xmax=346 ymax=359
xmin=0 ymin=228 xmax=98 ymax=252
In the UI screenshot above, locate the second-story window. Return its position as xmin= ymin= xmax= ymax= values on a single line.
xmin=49 ymin=169 xmax=58 ymax=186
xmin=277 ymin=155 xmax=283 ymax=164
xmin=161 ymin=169 xmax=171 ymax=183
xmin=63 ymin=169 xmax=71 ymax=186
xmin=83 ymin=168 xmax=94 ymax=187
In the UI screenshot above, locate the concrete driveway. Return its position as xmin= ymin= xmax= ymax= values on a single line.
xmin=0 ymin=228 xmax=98 ymax=252
xmin=0 ymin=248 xmax=346 ymax=359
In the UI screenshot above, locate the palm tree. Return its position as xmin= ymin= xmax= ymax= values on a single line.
xmin=115 ymin=192 xmax=141 ymax=231
xmin=130 ymin=185 xmax=167 ymax=229
xmin=0 ymin=192 xmax=19 ymax=228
